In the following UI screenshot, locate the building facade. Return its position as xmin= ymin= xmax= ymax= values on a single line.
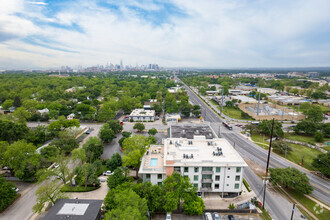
xmin=139 ymin=124 xmax=247 ymax=196
xmin=129 ymin=109 xmax=155 ymax=121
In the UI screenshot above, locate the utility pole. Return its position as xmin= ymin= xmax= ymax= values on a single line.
xmin=218 ymin=124 xmax=221 ymax=138
xmin=290 ymin=204 xmax=296 ymax=220
xmin=262 ymin=118 xmax=275 ymax=210
xmin=257 ymin=92 xmax=261 ymax=116
xmin=221 ymin=88 xmax=224 ymax=114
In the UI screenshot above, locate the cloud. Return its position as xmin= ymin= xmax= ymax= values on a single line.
xmin=0 ymin=0 xmax=330 ymax=69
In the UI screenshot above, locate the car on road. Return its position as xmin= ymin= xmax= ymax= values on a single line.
xmin=325 ymin=113 xmax=330 ymax=116
xmin=85 ymin=128 xmax=94 ymax=135
xmin=166 ymin=212 xmax=171 ymax=220
xmin=103 ymin=171 xmax=113 ymax=176
xmin=213 ymin=212 xmax=220 ymax=220
xmin=205 ymin=212 xmax=213 ymax=220
xmin=2 ymin=166 xmax=9 ymax=170
xmin=235 ymin=124 xmax=243 ymax=127
xmin=228 ymin=215 xmax=235 ymax=220
xmin=120 ymin=121 xmax=124 ymax=125
xmin=12 ymin=187 xmax=19 ymax=192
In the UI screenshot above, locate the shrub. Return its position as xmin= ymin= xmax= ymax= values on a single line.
xmin=314 ymin=131 xmax=324 ymax=142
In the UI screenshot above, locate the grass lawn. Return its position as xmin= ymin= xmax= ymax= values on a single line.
xmin=219 ymin=106 xmax=254 ymax=120
xmin=285 ymin=143 xmax=322 ymax=170
xmin=322 ymin=146 xmax=330 ymax=152
xmin=286 ymin=189 xmax=330 ymax=220
xmin=284 ymin=134 xmax=330 ymax=145
xmin=61 ymin=183 xmax=100 ymax=192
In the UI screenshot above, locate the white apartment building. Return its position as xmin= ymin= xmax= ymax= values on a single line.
xmin=139 ymin=124 xmax=247 ymax=197
xmin=129 ymin=109 xmax=155 ymax=121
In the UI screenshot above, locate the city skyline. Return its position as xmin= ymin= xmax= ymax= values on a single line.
xmin=1 ymin=0 xmax=330 ymax=69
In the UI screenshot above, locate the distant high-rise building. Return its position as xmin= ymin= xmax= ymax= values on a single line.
xmin=120 ymin=59 xmax=124 ymax=70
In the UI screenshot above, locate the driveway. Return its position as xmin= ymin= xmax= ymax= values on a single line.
xmin=69 ymin=177 xmax=109 ymax=200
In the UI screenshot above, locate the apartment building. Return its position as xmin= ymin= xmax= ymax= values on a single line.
xmin=139 ymin=124 xmax=247 ymax=197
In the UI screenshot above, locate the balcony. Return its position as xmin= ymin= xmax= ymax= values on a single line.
xmin=202 ymin=178 xmax=213 ymax=183
xmin=201 ymin=170 xmax=214 ymax=174
xmin=200 ymin=187 xmax=213 ymax=192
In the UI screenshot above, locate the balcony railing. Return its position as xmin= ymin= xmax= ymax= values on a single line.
xmin=201 ymin=170 xmax=214 ymax=174
xmin=200 ymin=187 xmax=213 ymax=192
xmin=201 ymin=178 xmax=213 ymax=183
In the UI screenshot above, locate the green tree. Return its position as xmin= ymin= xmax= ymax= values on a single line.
xmin=192 ymin=110 xmax=201 ymax=118
xmin=314 ymin=131 xmax=324 ymax=142
xmin=306 ymin=106 xmax=323 ymax=123
xmin=104 ymin=189 xmax=148 ymax=220
xmin=32 ymin=180 xmax=69 ymax=213
xmin=151 ymin=103 xmax=162 ymax=113
xmin=106 ymin=153 xmax=122 ymax=172
xmin=182 ymin=193 xmax=205 ymax=215
xmin=97 ymin=100 xmax=118 ymax=121
xmin=312 ymin=152 xmax=330 ymax=177
xmin=2 ymin=99 xmax=13 ymax=110
xmin=83 ymin=137 xmax=104 ymax=163
xmin=13 ymin=107 xmax=32 ymax=123
xmin=269 ymin=167 xmax=313 ymax=194
xmin=294 ymin=121 xmax=318 ymax=136
xmin=147 ymin=136 xmax=157 ymax=144
xmin=13 ymin=96 xmax=22 ymax=108
xmin=0 ymin=120 xmax=29 ymax=143
xmin=272 ymin=141 xmax=292 ymax=156
xmin=258 ymin=120 xmax=284 ymax=137
xmin=99 ymin=123 xmax=115 ymax=143
xmin=225 ymin=101 xmax=234 ymax=107
xmin=0 ymin=176 xmax=17 ymax=212
xmin=122 ymin=135 xmax=150 ymax=178
xmin=107 ymin=167 xmax=128 ymax=189
xmin=71 ymin=148 xmax=86 ymax=165
xmin=148 ymin=128 xmax=158 ymax=136
xmin=75 ymin=163 xmax=99 ymax=190
xmin=4 ymin=140 xmax=39 ymax=180
xmin=0 ymin=141 xmax=9 ymax=166
xmin=199 ymin=87 xmax=206 ymax=95
xmin=107 ymin=119 xmax=123 ymax=133
xmin=50 ymin=137 xmax=78 ymax=154
xmin=133 ymin=122 xmax=145 ymax=132
xmin=40 ymin=145 xmax=59 ymax=160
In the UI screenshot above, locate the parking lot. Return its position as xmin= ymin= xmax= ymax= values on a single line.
xmin=152 ymin=213 xmax=261 ymax=220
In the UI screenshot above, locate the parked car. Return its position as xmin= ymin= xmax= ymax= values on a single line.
xmin=2 ymin=166 xmax=9 ymax=170
xmin=103 ymin=171 xmax=113 ymax=176
xmin=213 ymin=212 xmax=220 ymax=220
xmin=120 ymin=121 xmax=124 ymax=125
xmin=228 ymin=214 xmax=235 ymax=220
xmin=205 ymin=212 xmax=213 ymax=220
xmin=12 ymin=187 xmax=19 ymax=192
xmin=166 ymin=212 xmax=171 ymax=220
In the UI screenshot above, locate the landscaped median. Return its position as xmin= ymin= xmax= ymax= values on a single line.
xmin=60 ymin=183 xmax=100 ymax=192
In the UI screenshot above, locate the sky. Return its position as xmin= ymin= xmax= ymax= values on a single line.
xmin=1 ymin=0 xmax=330 ymax=69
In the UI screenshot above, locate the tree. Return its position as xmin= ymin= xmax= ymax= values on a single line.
xmin=83 ymin=137 xmax=104 ymax=163
xmin=258 ymin=120 xmax=284 ymax=137
xmin=272 ymin=141 xmax=292 ymax=156
xmin=320 ymin=123 xmax=330 ymax=138
xmin=151 ymin=103 xmax=162 ymax=113
xmin=106 ymin=153 xmax=122 ymax=171
xmin=147 ymin=136 xmax=157 ymax=144
xmin=0 ymin=176 xmax=17 ymax=212
xmin=199 ymin=87 xmax=206 ymax=95
xmin=269 ymin=167 xmax=313 ymax=194
xmin=225 ymin=101 xmax=234 ymax=107
xmin=0 ymin=120 xmax=29 ymax=143
xmin=99 ymin=123 xmax=115 ymax=143
xmin=40 ymin=145 xmax=59 ymax=160
xmin=312 ymin=152 xmax=330 ymax=177
xmin=294 ymin=121 xmax=318 ymax=136
xmin=13 ymin=96 xmax=22 ymax=108
xmin=107 ymin=167 xmax=128 ymax=189
xmin=182 ymin=193 xmax=205 ymax=215
xmin=148 ymin=128 xmax=158 ymax=136
xmin=193 ymin=105 xmax=200 ymax=111
xmin=104 ymin=189 xmax=148 ymax=220
xmin=314 ymin=131 xmax=324 ymax=142
xmin=75 ymin=163 xmax=99 ymax=190
xmin=0 ymin=141 xmax=9 ymax=166
xmin=50 ymin=137 xmax=78 ymax=154
xmin=133 ymin=122 xmax=145 ymax=132
xmin=4 ymin=140 xmax=39 ymax=180
xmin=97 ymin=100 xmax=118 ymax=121
xmin=306 ymin=106 xmax=323 ymax=123
xmin=192 ymin=110 xmax=201 ymax=118
xmin=2 ymin=99 xmax=13 ymax=110
xmin=33 ymin=180 xmax=69 ymax=213
xmin=107 ymin=119 xmax=123 ymax=133
xmin=71 ymin=148 xmax=86 ymax=165
xmin=122 ymin=135 xmax=150 ymax=178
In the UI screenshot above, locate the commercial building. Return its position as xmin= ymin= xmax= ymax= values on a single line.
xmin=43 ymin=199 xmax=103 ymax=220
xmin=257 ymin=88 xmax=278 ymax=95
xmin=165 ymin=113 xmax=181 ymax=123
xmin=231 ymin=95 xmax=257 ymax=103
xmin=139 ymin=124 xmax=247 ymax=197
xmin=129 ymin=109 xmax=155 ymax=121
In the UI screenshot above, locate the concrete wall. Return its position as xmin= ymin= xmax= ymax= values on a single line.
xmin=238 ymin=103 xmax=306 ymax=121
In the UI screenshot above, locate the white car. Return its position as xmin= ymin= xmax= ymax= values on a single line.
xmin=103 ymin=171 xmax=113 ymax=176
xmin=12 ymin=187 xmax=19 ymax=192
xmin=205 ymin=212 xmax=213 ymax=220
xmin=166 ymin=213 xmax=171 ymax=220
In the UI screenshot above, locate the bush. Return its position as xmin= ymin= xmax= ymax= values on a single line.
xmin=0 ymin=176 xmax=18 ymax=212
xmin=228 ymin=203 xmax=235 ymax=209
xmin=133 ymin=122 xmax=145 ymax=132
xmin=60 ymin=184 xmax=100 ymax=192
xmin=314 ymin=131 xmax=324 ymax=142
xmin=148 ymin=128 xmax=158 ymax=136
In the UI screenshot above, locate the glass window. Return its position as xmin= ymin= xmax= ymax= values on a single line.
xmin=215 ymin=175 xmax=220 ymax=181
xmin=226 ymin=184 xmax=229 ymax=186
xmin=194 ymin=183 xmax=198 ymax=188
xmin=146 ymin=174 xmax=150 ymax=179
xmin=227 ymin=176 xmax=230 ymax=178
xmin=194 ymin=167 xmax=199 ymax=172
xmin=202 ymin=174 xmax=212 ymax=180
xmin=174 ymin=167 xmax=181 ymax=172
xmin=194 ymin=175 xmax=198 ymax=181
xmin=184 ymin=167 xmax=189 ymax=172
xmin=216 ymin=167 xmax=221 ymax=173
xmin=235 ymin=183 xmax=239 ymax=189
xmin=235 ymin=175 xmax=240 ymax=181
xmin=158 ymin=174 xmax=162 ymax=179
xmin=184 ymin=175 xmax=189 ymax=179
xmin=215 ymin=184 xmax=219 ymax=189
xmin=202 ymin=167 xmax=213 ymax=171
xmin=158 ymin=182 xmax=162 ymax=186
xmin=236 ymin=167 xmax=241 ymax=173
xmin=228 ymin=168 xmax=231 ymax=170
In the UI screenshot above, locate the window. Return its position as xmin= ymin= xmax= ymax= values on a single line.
xmin=194 ymin=167 xmax=199 ymax=172
xmin=184 ymin=167 xmax=189 ymax=172
xmin=228 ymin=168 xmax=231 ymax=170
xmin=202 ymin=174 xmax=212 ymax=180
xmin=215 ymin=175 xmax=220 ymax=181
xmin=202 ymin=167 xmax=213 ymax=171
xmin=158 ymin=174 xmax=162 ymax=179
xmin=227 ymin=176 xmax=230 ymax=178
xmin=194 ymin=175 xmax=198 ymax=181
xmin=188 ymin=140 xmax=193 ymax=145
xmin=235 ymin=175 xmax=240 ymax=181
xmin=216 ymin=167 xmax=221 ymax=173
xmin=235 ymin=183 xmax=239 ymax=189
xmin=143 ymin=117 xmax=145 ymax=119
xmin=146 ymin=174 xmax=150 ymax=179
xmin=158 ymin=182 xmax=162 ymax=186
xmin=174 ymin=167 xmax=181 ymax=172
xmin=184 ymin=175 xmax=189 ymax=179
xmin=215 ymin=184 xmax=219 ymax=189
xmin=226 ymin=184 xmax=229 ymax=186
xmin=194 ymin=183 xmax=198 ymax=188
xmin=236 ymin=167 xmax=241 ymax=173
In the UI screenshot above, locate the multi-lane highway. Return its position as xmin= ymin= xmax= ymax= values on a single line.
xmin=182 ymin=81 xmax=329 ymax=219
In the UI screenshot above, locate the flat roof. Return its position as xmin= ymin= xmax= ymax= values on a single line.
xmin=169 ymin=124 xmax=216 ymax=139
xmin=139 ymin=145 xmax=165 ymax=174
xmin=43 ymin=199 xmax=103 ymax=220
xmin=130 ymin=109 xmax=155 ymax=116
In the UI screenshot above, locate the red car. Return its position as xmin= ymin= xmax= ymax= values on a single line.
xmin=325 ymin=113 xmax=330 ymax=116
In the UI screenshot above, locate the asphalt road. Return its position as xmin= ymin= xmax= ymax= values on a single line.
xmin=182 ymin=82 xmax=330 ymax=219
